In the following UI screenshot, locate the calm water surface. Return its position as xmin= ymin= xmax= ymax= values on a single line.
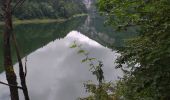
xmin=0 ymin=5 xmax=136 ymax=99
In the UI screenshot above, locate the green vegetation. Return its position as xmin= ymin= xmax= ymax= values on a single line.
xmin=0 ymin=19 xmax=66 ymax=25
xmin=0 ymin=0 xmax=87 ymax=20
xmin=0 ymin=0 xmax=169 ymax=99
xmin=98 ymin=0 xmax=170 ymax=100
xmin=0 ymin=14 xmax=87 ymax=25
xmin=13 ymin=0 xmax=86 ymax=19
xmin=71 ymin=42 xmax=114 ymax=100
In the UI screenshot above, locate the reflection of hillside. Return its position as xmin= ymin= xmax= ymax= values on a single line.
xmin=0 ymin=31 xmax=122 ymax=100
xmin=79 ymin=0 xmax=137 ymax=48
xmin=79 ymin=0 xmax=118 ymax=47
xmin=0 ymin=16 xmax=87 ymax=72
xmin=79 ymin=15 xmax=115 ymax=47
xmin=83 ymin=0 xmax=92 ymax=9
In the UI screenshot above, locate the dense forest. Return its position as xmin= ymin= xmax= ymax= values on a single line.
xmin=0 ymin=0 xmax=87 ymax=20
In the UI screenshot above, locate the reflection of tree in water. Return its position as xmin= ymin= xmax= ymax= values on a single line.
xmin=79 ymin=14 xmax=115 ymax=48
xmin=83 ymin=0 xmax=92 ymax=9
xmin=78 ymin=0 xmax=116 ymax=48
xmin=79 ymin=0 xmax=137 ymax=49
xmin=0 ymin=16 xmax=87 ymax=72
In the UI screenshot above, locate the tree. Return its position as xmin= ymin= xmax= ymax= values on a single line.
xmin=98 ymin=0 xmax=170 ymax=99
xmin=1 ymin=0 xmax=19 ymax=100
xmin=1 ymin=0 xmax=30 ymax=100
xmin=12 ymin=0 xmax=87 ymax=19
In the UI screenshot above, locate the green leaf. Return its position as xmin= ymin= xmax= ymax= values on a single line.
xmin=78 ymin=49 xmax=85 ymax=54
xmin=88 ymin=58 xmax=96 ymax=61
xmin=70 ymin=44 xmax=77 ymax=48
xmin=82 ymin=58 xmax=88 ymax=63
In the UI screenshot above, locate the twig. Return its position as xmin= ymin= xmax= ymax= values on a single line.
xmin=0 ymin=81 xmax=23 ymax=89
xmin=25 ymin=56 xmax=27 ymax=77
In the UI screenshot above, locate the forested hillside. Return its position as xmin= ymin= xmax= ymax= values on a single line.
xmin=0 ymin=0 xmax=87 ymax=20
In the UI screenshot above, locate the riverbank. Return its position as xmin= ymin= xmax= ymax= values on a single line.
xmin=0 ymin=14 xmax=88 ymax=25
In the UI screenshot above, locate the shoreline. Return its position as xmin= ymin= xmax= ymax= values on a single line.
xmin=0 ymin=13 xmax=88 ymax=25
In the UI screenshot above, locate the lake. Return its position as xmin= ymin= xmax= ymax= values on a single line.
xmin=0 ymin=4 xmax=136 ymax=100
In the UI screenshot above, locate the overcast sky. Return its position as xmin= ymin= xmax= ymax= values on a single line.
xmin=0 ymin=31 xmax=122 ymax=100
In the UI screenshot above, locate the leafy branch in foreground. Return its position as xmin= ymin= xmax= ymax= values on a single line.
xmin=70 ymin=41 xmax=114 ymax=100
xmin=70 ymin=41 xmax=104 ymax=84
xmin=98 ymin=0 xmax=170 ymax=99
xmin=0 ymin=0 xmax=30 ymax=100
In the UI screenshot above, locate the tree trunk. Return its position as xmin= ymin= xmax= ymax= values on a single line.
xmin=2 ymin=0 xmax=19 ymax=100
xmin=12 ymin=33 xmax=30 ymax=100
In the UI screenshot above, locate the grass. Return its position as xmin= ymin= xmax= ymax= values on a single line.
xmin=0 ymin=13 xmax=88 ymax=25
xmin=0 ymin=18 xmax=66 ymax=25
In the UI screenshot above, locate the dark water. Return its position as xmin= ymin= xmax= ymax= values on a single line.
xmin=0 ymin=14 xmax=137 ymax=72
xmin=0 ymin=16 xmax=87 ymax=72
xmin=78 ymin=15 xmax=137 ymax=48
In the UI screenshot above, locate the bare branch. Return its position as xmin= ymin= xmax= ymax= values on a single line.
xmin=11 ymin=31 xmax=30 ymax=100
xmin=0 ymin=81 xmax=23 ymax=89
xmin=11 ymin=32 xmax=25 ymax=75
xmin=25 ymin=56 xmax=28 ymax=77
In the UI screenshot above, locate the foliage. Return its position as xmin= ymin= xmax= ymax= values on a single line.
xmin=0 ymin=0 xmax=87 ymax=20
xmin=70 ymin=42 xmax=114 ymax=100
xmin=78 ymin=82 xmax=114 ymax=100
xmin=98 ymin=0 xmax=170 ymax=100
xmin=70 ymin=41 xmax=104 ymax=84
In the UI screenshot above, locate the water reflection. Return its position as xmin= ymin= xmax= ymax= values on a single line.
xmin=0 ymin=14 xmax=137 ymax=72
xmin=78 ymin=14 xmax=137 ymax=49
xmin=79 ymin=0 xmax=137 ymax=48
xmin=0 ymin=16 xmax=87 ymax=72
xmin=0 ymin=31 xmax=122 ymax=100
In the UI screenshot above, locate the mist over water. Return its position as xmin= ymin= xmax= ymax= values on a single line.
xmin=0 ymin=31 xmax=122 ymax=100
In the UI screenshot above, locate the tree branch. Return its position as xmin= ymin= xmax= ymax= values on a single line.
xmin=25 ymin=56 xmax=28 ymax=77
xmin=0 ymin=81 xmax=23 ymax=89
xmin=11 ymin=31 xmax=30 ymax=100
